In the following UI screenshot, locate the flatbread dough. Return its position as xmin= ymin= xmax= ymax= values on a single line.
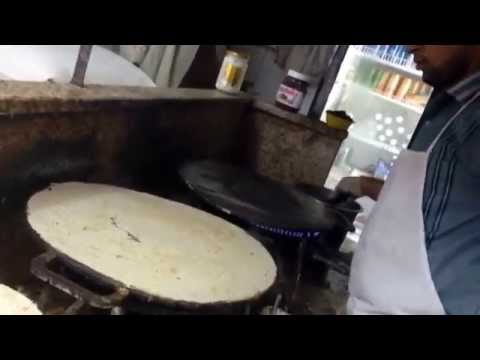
xmin=27 ymin=183 xmax=277 ymax=305
xmin=0 ymin=285 xmax=41 ymax=315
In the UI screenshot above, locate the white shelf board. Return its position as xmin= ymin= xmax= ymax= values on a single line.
xmin=349 ymin=132 xmax=401 ymax=155
xmin=347 ymin=81 xmax=424 ymax=115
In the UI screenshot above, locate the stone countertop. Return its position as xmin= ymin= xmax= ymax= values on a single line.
xmin=253 ymin=100 xmax=349 ymax=141
xmin=0 ymin=81 xmax=253 ymax=114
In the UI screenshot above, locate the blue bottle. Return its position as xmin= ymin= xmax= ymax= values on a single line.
xmin=389 ymin=45 xmax=401 ymax=63
xmin=380 ymin=45 xmax=390 ymax=60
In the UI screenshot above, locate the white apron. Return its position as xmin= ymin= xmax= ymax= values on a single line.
xmin=347 ymin=91 xmax=480 ymax=315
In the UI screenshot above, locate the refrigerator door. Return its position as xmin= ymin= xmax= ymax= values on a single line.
xmin=322 ymin=45 xmax=432 ymax=189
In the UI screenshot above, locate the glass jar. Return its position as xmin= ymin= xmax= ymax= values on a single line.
xmin=216 ymin=51 xmax=250 ymax=94
xmin=275 ymin=70 xmax=311 ymax=113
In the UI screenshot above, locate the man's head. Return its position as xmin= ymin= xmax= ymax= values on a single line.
xmin=407 ymin=45 xmax=480 ymax=89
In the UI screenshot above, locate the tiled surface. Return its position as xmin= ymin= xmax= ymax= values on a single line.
xmin=245 ymin=109 xmax=345 ymax=187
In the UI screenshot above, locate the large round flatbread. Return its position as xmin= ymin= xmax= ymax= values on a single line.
xmin=0 ymin=285 xmax=41 ymax=315
xmin=27 ymin=182 xmax=277 ymax=305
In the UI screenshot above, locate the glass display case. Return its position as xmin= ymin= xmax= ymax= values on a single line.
xmin=322 ymin=45 xmax=432 ymax=189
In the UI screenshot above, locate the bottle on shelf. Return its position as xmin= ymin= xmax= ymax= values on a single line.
xmin=394 ymin=77 xmax=413 ymax=101
xmin=376 ymin=71 xmax=392 ymax=93
xmin=366 ymin=67 xmax=380 ymax=88
xmin=397 ymin=46 xmax=408 ymax=66
xmin=418 ymin=83 xmax=433 ymax=106
xmin=408 ymin=80 xmax=422 ymax=97
xmin=371 ymin=69 xmax=385 ymax=89
xmin=371 ymin=45 xmax=382 ymax=57
xmin=363 ymin=45 xmax=375 ymax=55
xmin=419 ymin=83 xmax=431 ymax=96
xmin=384 ymin=46 xmax=393 ymax=62
xmin=390 ymin=45 xmax=401 ymax=64
xmin=380 ymin=46 xmax=390 ymax=61
xmin=384 ymin=73 xmax=402 ymax=98
xmin=402 ymin=80 xmax=432 ymax=108
xmin=405 ymin=51 xmax=412 ymax=67
xmin=395 ymin=46 xmax=401 ymax=64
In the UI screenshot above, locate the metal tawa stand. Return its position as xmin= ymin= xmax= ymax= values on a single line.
xmin=246 ymin=227 xmax=309 ymax=315
xmin=262 ymin=237 xmax=308 ymax=315
xmin=31 ymin=252 xmax=129 ymax=315
xmin=287 ymin=237 xmax=308 ymax=313
xmin=71 ymin=45 xmax=93 ymax=87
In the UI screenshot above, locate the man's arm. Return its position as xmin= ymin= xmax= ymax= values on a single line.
xmin=336 ymin=176 xmax=384 ymax=201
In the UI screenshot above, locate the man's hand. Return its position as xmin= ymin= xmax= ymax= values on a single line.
xmin=337 ymin=176 xmax=385 ymax=201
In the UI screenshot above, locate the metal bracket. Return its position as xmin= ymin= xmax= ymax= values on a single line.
xmin=31 ymin=251 xmax=129 ymax=311
xmin=291 ymin=238 xmax=308 ymax=304
xmin=71 ymin=45 xmax=93 ymax=87
xmin=64 ymin=299 xmax=85 ymax=315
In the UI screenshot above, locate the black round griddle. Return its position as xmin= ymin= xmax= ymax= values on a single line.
xmin=179 ymin=160 xmax=356 ymax=312
xmin=179 ymin=160 xmax=353 ymax=240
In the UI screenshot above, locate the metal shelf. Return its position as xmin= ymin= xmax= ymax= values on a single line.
xmin=347 ymin=81 xmax=424 ymax=114
xmin=351 ymin=46 xmax=423 ymax=80
xmin=366 ymin=87 xmax=424 ymax=115
xmin=349 ymin=132 xmax=401 ymax=155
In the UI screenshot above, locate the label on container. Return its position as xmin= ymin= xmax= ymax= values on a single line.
xmin=276 ymin=84 xmax=305 ymax=109
xmin=223 ymin=63 xmax=241 ymax=87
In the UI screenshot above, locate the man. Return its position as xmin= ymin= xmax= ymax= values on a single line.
xmin=346 ymin=45 xmax=480 ymax=315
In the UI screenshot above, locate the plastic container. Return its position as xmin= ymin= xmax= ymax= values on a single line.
xmin=275 ymin=70 xmax=312 ymax=113
xmin=326 ymin=110 xmax=354 ymax=131
xmin=215 ymin=51 xmax=249 ymax=94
